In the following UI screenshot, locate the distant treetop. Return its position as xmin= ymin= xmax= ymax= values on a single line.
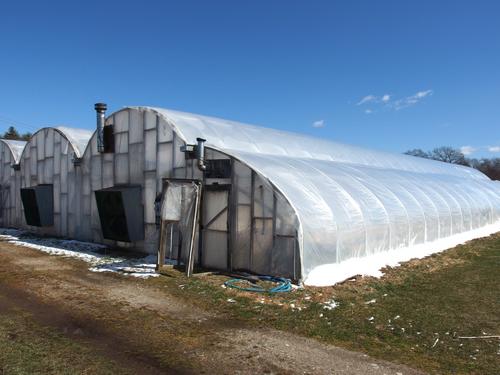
xmin=1 ymin=126 xmax=32 ymax=141
xmin=404 ymin=146 xmax=499 ymax=180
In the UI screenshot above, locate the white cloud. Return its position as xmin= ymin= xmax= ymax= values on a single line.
xmin=356 ymin=90 xmax=432 ymax=112
xmin=460 ymin=146 xmax=476 ymax=155
xmin=365 ymin=109 xmax=373 ymax=114
xmin=356 ymin=95 xmax=377 ymax=106
xmin=488 ymin=146 xmax=500 ymax=152
xmin=393 ymin=89 xmax=433 ymax=110
xmin=416 ymin=90 xmax=433 ymax=98
xmin=312 ymin=119 xmax=325 ymax=128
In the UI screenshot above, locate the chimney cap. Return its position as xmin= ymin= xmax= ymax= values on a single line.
xmin=94 ymin=103 xmax=107 ymax=112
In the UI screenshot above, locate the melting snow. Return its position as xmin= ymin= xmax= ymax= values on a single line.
xmin=0 ymin=228 xmax=160 ymax=278
xmin=323 ymin=299 xmax=339 ymax=310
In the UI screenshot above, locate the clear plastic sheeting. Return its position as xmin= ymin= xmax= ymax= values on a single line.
xmin=231 ymin=152 xmax=500 ymax=284
xmin=136 ymin=107 xmax=500 ymax=285
xmin=161 ymin=185 xmax=184 ymax=221
xmin=160 ymin=180 xmax=200 ymax=263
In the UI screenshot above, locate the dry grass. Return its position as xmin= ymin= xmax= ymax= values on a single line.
xmin=176 ymin=232 xmax=500 ymax=375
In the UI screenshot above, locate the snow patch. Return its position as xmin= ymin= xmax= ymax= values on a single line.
xmin=0 ymin=228 xmax=160 ymax=278
xmin=323 ymin=299 xmax=339 ymax=310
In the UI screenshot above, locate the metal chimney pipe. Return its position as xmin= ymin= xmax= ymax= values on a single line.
xmin=196 ymin=137 xmax=207 ymax=171
xmin=94 ymin=103 xmax=107 ymax=153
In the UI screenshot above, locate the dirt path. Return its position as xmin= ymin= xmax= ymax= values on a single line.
xmin=0 ymin=239 xmax=424 ymax=375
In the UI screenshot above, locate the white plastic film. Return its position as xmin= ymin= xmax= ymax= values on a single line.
xmin=140 ymin=107 xmax=500 ymax=285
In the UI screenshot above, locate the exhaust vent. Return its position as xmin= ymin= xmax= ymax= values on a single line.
xmin=20 ymin=185 xmax=54 ymax=227
xmin=196 ymin=138 xmax=207 ymax=171
xmin=95 ymin=186 xmax=144 ymax=242
xmin=180 ymin=138 xmax=207 ymax=171
xmin=205 ymin=159 xmax=232 ymax=179
xmin=94 ymin=103 xmax=114 ymax=153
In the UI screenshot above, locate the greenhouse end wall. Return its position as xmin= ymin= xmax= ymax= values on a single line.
xmin=17 ymin=127 xmax=92 ymax=238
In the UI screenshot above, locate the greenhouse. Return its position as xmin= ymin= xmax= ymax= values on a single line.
xmin=1 ymin=105 xmax=500 ymax=285
xmin=17 ymin=126 xmax=92 ymax=238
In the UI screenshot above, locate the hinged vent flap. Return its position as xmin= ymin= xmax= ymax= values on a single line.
xmin=94 ymin=185 xmax=144 ymax=242
xmin=20 ymin=185 xmax=54 ymax=227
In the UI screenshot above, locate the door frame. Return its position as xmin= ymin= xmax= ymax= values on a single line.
xmin=200 ymin=183 xmax=232 ymax=270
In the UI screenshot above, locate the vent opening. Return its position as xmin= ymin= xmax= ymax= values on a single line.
xmin=95 ymin=186 xmax=144 ymax=242
xmin=20 ymin=185 xmax=54 ymax=227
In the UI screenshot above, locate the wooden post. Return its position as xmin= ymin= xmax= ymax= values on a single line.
xmin=157 ymin=220 xmax=167 ymax=271
xmin=186 ymin=183 xmax=201 ymax=277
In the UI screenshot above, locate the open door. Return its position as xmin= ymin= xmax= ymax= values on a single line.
xmin=157 ymin=179 xmax=201 ymax=276
xmin=201 ymin=184 xmax=231 ymax=270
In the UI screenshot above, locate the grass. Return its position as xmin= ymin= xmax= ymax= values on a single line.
xmin=165 ymin=232 xmax=500 ymax=375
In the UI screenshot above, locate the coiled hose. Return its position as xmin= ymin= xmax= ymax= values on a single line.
xmin=224 ymin=275 xmax=292 ymax=293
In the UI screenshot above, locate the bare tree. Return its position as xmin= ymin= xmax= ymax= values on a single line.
xmin=429 ymin=147 xmax=468 ymax=165
xmin=404 ymin=147 xmax=500 ymax=180
xmin=471 ymin=158 xmax=500 ymax=180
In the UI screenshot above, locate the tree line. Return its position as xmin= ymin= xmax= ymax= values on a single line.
xmin=1 ymin=126 xmax=32 ymax=141
xmin=405 ymin=146 xmax=500 ymax=181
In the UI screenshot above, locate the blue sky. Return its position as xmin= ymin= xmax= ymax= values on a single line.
xmin=0 ymin=1 xmax=499 ymax=157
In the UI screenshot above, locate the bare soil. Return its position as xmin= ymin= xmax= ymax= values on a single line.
xmin=0 ymin=239 xmax=422 ymax=375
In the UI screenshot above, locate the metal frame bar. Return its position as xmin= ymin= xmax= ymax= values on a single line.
xmin=186 ymin=184 xmax=202 ymax=277
xmin=228 ymin=158 xmax=236 ymax=271
xmin=249 ymin=170 xmax=255 ymax=270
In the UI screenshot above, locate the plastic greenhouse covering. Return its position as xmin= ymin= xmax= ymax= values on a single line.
xmin=147 ymin=107 xmax=500 ymax=285
xmin=2 ymin=139 xmax=26 ymax=162
xmin=54 ymin=126 xmax=93 ymax=157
